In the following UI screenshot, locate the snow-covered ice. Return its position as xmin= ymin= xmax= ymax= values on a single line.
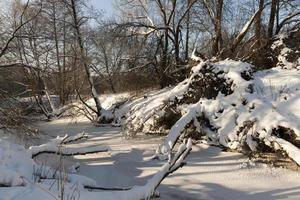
xmin=1 ymin=119 xmax=299 ymax=199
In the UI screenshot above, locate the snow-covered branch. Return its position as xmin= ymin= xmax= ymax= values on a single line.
xmin=274 ymin=137 xmax=300 ymax=165
xmin=83 ymin=138 xmax=192 ymax=200
xmin=29 ymin=132 xmax=109 ymax=158
xmin=1 ymin=135 xmax=192 ymax=200
xmin=230 ymin=8 xmax=261 ymax=52
xmin=157 ymin=105 xmax=197 ymax=156
xmin=275 ymin=11 xmax=300 ymax=34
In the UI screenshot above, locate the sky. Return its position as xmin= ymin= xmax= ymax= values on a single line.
xmin=88 ymin=0 xmax=114 ymax=16
xmin=0 ymin=0 xmax=115 ymax=16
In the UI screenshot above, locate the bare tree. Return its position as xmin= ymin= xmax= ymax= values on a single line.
xmin=89 ymin=24 xmax=126 ymax=94
xmin=115 ymin=0 xmax=196 ymax=87
xmin=66 ymin=0 xmax=102 ymax=118
xmin=202 ymin=0 xmax=224 ymax=56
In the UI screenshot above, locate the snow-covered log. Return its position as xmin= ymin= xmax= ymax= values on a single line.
xmin=29 ymin=132 xmax=109 ymax=158
xmin=31 ymin=140 xmax=192 ymax=199
xmin=230 ymin=8 xmax=262 ymax=53
xmin=30 ymin=145 xmax=109 ymax=157
xmin=274 ymin=137 xmax=300 ymax=165
xmin=0 ymin=135 xmax=192 ymax=200
xmin=61 ymin=132 xmax=88 ymax=144
xmin=33 ymin=164 xmax=98 ymax=188
xmin=83 ymin=138 xmax=192 ymax=200
xmin=156 ymin=104 xmax=198 ymax=155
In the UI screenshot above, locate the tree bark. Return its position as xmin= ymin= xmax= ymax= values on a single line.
xmin=69 ymin=0 xmax=102 ymax=117
xmin=254 ymin=0 xmax=264 ymax=47
xmin=51 ymin=2 xmax=65 ymax=106
xmin=185 ymin=2 xmax=191 ymax=61
xmin=267 ymin=0 xmax=278 ymax=39
xmin=230 ymin=8 xmax=262 ymax=53
xmin=213 ymin=0 xmax=223 ymax=56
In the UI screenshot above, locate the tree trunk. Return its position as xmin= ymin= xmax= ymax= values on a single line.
xmin=276 ymin=0 xmax=280 ymax=32
xmin=163 ymin=30 xmax=169 ymax=70
xmin=267 ymin=0 xmax=278 ymax=39
xmin=105 ymin=56 xmax=116 ymax=93
xmin=174 ymin=31 xmax=180 ymax=66
xmin=159 ymin=30 xmax=169 ymax=88
xmin=62 ymin=13 xmax=67 ymax=103
xmin=185 ymin=2 xmax=190 ymax=61
xmin=254 ymin=0 xmax=264 ymax=47
xmin=52 ymin=2 xmax=65 ymax=106
xmin=43 ymin=77 xmax=57 ymax=116
xmin=213 ymin=0 xmax=223 ymax=56
xmin=230 ymin=8 xmax=262 ymax=53
xmin=70 ymin=0 xmax=102 ymax=117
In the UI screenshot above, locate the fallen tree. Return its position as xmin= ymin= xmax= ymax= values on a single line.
xmin=29 ymin=132 xmax=109 ymax=158
xmin=0 ymin=134 xmax=192 ymax=200
xmin=123 ymin=56 xmax=300 ymax=166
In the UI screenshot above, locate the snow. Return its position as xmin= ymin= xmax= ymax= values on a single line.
xmin=159 ymin=103 xmax=198 ymax=154
xmin=0 ymin=139 xmax=34 ymax=183
xmin=271 ymin=34 xmax=300 ymax=70
xmin=2 ymin=121 xmax=300 ymax=199
xmin=68 ymin=92 xmax=131 ymax=123
xmin=0 ymin=117 xmax=192 ymax=200
xmin=29 ymin=132 xmax=110 ymax=157
xmin=81 ymin=58 xmax=300 ymax=170
xmin=271 ymin=34 xmax=287 ymax=50
xmin=115 ymin=59 xmax=300 ymax=165
xmin=29 ymin=139 xmax=109 ymax=157
xmin=1 ymin=43 xmax=300 ymax=198
xmin=275 ymin=137 xmax=300 ymax=165
xmin=124 ymin=61 xmax=210 ymax=134
xmin=191 ymin=49 xmax=202 ymax=61
xmin=85 ymin=92 xmax=131 ymax=111
xmin=0 ymin=168 xmax=24 ymax=187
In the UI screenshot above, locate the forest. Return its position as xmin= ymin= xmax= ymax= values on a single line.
xmin=0 ymin=0 xmax=300 ymax=199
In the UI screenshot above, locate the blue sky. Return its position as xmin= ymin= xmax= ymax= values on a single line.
xmin=89 ymin=0 xmax=114 ymax=15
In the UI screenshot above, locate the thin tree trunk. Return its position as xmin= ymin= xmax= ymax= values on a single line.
xmin=255 ymin=0 xmax=264 ymax=47
xmin=43 ymin=77 xmax=57 ymax=115
xmin=163 ymin=29 xmax=168 ymax=69
xmin=174 ymin=31 xmax=180 ymax=66
xmin=213 ymin=0 xmax=223 ymax=56
xmin=276 ymin=0 xmax=280 ymax=32
xmin=70 ymin=0 xmax=102 ymax=117
xmin=267 ymin=0 xmax=278 ymax=39
xmin=52 ymin=2 xmax=64 ymax=106
xmin=185 ymin=2 xmax=190 ymax=61
xmin=103 ymin=51 xmax=116 ymax=93
xmin=62 ymin=13 xmax=67 ymax=103
xmin=231 ymin=8 xmax=262 ymax=53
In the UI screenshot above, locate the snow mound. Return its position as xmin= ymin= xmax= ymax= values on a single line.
xmin=249 ymin=28 xmax=300 ymax=70
xmin=85 ymin=93 xmax=131 ymax=110
xmin=271 ymin=30 xmax=300 ymax=70
xmin=69 ymin=92 xmax=131 ymax=123
xmin=0 ymin=139 xmax=34 ymax=185
xmin=122 ymin=59 xmax=300 ymax=165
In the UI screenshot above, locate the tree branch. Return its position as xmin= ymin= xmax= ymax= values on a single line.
xmin=275 ymin=11 xmax=300 ymax=34
xmin=29 ymin=132 xmax=109 ymax=158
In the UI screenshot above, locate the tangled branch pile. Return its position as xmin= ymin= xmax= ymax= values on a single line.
xmin=123 ymin=31 xmax=300 ymax=165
